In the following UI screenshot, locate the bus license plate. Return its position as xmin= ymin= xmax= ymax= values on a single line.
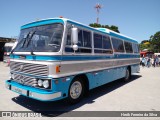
xmin=11 ymin=86 xmax=27 ymax=95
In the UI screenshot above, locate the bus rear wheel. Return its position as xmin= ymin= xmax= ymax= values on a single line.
xmin=124 ymin=67 xmax=131 ymax=82
xmin=68 ymin=78 xmax=84 ymax=104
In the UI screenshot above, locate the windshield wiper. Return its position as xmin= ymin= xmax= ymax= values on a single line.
xmin=21 ymin=32 xmax=30 ymax=48
xmin=26 ymin=31 xmax=36 ymax=55
xmin=26 ymin=31 xmax=36 ymax=47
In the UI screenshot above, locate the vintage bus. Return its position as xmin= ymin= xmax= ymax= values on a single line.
xmin=5 ymin=18 xmax=140 ymax=103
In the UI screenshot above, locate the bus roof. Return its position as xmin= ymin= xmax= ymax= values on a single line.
xmin=21 ymin=17 xmax=138 ymax=43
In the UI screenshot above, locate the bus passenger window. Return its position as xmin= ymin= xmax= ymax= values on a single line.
xmin=77 ymin=30 xmax=92 ymax=53
xmin=65 ymin=26 xmax=92 ymax=53
xmin=65 ymin=24 xmax=73 ymax=52
xmin=124 ymin=41 xmax=133 ymax=53
xmin=78 ymin=29 xmax=83 ymax=47
xmin=83 ymin=30 xmax=91 ymax=48
xmin=94 ymin=34 xmax=102 ymax=49
xmin=66 ymin=33 xmax=71 ymax=45
xmin=66 ymin=25 xmax=72 ymax=46
xmin=94 ymin=33 xmax=103 ymax=53
xmin=94 ymin=34 xmax=112 ymax=54
xmin=103 ymin=36 xmax=111 ymax=49
xmin=112 ymin=38 xmax=125 ymax=53
xmin=132 ymin=43 xmax=139 ymax=53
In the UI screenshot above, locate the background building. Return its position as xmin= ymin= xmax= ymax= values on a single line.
xmin=0 ymin=37 xmax=16 ymax=61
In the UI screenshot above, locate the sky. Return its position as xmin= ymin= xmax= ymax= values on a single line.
xmin=0 ymin=0 xmax=160 ymax=43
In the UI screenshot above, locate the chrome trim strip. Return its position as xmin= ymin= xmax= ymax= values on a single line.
xmin=10 ymin=59 xmax=54 ymax=65
xmin=51 ymin=63 xmax=140 ymax=78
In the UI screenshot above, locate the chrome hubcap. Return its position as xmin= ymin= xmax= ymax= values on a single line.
xmin=70 ymin=81 xmax=82 ymax=99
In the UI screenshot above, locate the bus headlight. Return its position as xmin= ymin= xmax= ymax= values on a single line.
xmin=38 ymin=79 xmax=43 ymax=87
xmin=37 ymin=79 xmax=51 ymax=89
xmin=43 ymin=80 xmax=49 ymax=88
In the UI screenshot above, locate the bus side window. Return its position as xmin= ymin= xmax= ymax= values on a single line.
xmin=112 ymin=37 xmax=125 ymax=53
xmin=65 ymin=26 xmax=92 ymax=53
xmin=83 ymin=30 xmax=91 ymax=48
xmin=132 ymin=43 xmax=139 ymax=53
xmin=103 ymin=36 xmax=112 ymax=54
xmin=94 ymin=33 xmax=103 ymax=53
xmin=78 ymin=29 xmax=83 ymax=47
xmin=94 ymin=34 xmax=113 ymax=54
xmin=78 ymin=29 xmax=92 ymax=53
xmin=124 ymin=41 xmax=133 ymax=53
xmin=65 ymin=24 xmax=73 ymax=52
xmin=66 ymin=25 xmax=72 ymax=46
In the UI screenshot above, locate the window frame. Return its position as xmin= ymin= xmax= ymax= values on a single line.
xmin=64 ymin=24 xmax=92 ymax=54
xmin=111 ymin=37 xmax=125 ymax=53
xmin=93 ymin=32 xmax=113 ymax=55
xmin=132 ymin=43 xmax=139 ymax=53
xmin=124 ymin=41 xmax=133 ymax=53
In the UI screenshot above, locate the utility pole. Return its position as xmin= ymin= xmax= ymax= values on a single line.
xmin=95 ymin=3 xmax=102 ymax=24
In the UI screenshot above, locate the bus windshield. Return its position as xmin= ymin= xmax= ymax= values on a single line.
xmin=14 ymin=23 xmax=64 ymax=52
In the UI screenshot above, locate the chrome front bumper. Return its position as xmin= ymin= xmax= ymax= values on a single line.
xmin=5 ymin=80 xmax=62 ymax=101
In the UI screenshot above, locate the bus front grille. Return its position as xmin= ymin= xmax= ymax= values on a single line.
xmin=10 ymin=61 xmax=48 ymax=76
xmin=12 ymin=73 xmax=38 ymax=87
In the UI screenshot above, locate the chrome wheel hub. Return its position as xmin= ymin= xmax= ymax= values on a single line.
xmin=70 ymin=81 xmax=82 ymax=99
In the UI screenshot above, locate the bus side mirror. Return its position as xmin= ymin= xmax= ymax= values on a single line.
xmin=71 ymin=28 xmax=78 ymax=51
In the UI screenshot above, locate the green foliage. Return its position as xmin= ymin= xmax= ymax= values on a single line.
xmin=139 ymin=42 xmax=153 ymax=51
xmin=110 ymin=25 xmax=120 ymax=33
xmin=89 ymin=23 xmax=120 ymax=33
xmin=141 ymin=40 xmax=149 ymax=44
xmin=149 ymin=31 xmax=160 ymax=52
xmin=139 ymin=31 xmax=160 ymax=52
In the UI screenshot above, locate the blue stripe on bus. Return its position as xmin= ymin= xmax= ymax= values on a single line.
xmin=67 ymin=20 xmax=110 ymax=35
xmin=10 ymin=54 xmax=140 ymax=61
xmin=67 ymin=20 xmax=138 ymax=43
xmin=21 ymin=19 xmax=64 ymax=29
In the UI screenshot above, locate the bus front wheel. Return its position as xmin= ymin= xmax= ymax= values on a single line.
xmin=68 ymin=78 xmax=84 ymax=104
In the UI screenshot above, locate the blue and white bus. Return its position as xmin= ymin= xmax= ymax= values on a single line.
xmin=5 ymin=18 xmax=140 ymax=104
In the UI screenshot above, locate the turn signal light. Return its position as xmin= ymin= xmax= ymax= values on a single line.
xmin=56 ymin=65 xmax=61 ymax=73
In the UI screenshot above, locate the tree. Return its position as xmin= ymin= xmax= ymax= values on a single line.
xmin=139 ymin=42 xmax=153 ymax=51
xmin=149 ymin=31 xmax=160 ymax=53
xmin=110 ymin=25 xmax=120 ymax=33
xmin=141 ymin=40 xmax=149 ymax=44
xmin=89 ymin=23 xmax=120 ymax=33
xmin=139 ymin=31 xmax=160 ymax=52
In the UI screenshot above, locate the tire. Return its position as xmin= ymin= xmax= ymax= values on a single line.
xmin=124 ymin=67 xmax=131 ymax=82
xmin=67 ymin=77 xmax=84 ymax=104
